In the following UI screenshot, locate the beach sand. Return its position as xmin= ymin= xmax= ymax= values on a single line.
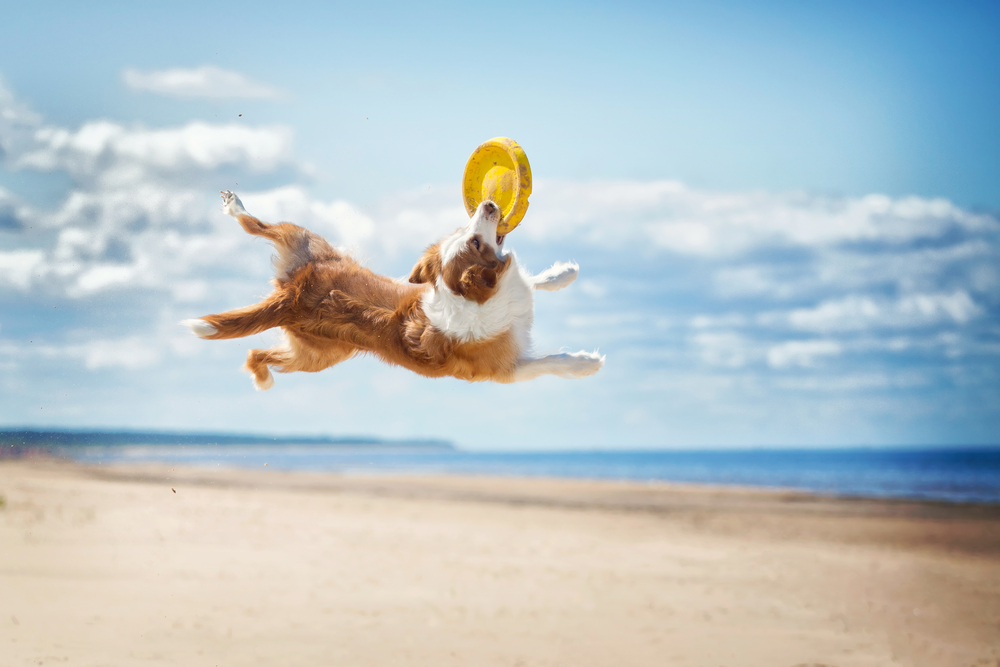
xmin=1 ymin=458 xmax=998 ymax=667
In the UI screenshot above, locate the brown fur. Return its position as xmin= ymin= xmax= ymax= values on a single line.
xmin=442 ymin=235 xmax=511 ymax=304
xmin=408 ymin=235 xmax=511 ymax=305
xmin=195 ymin=213 xmax=517 ymax=386
xmin=407 ymin=243 xmax=442 ymax=284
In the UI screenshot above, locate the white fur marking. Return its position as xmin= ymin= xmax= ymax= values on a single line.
xmin=181 ymin=319 xmax=217 ymax=338
xmin=220 ymin=190 xmax=247 ymax=218
xmin=533 ymin=261 xmax=579 ymax=291
xmin=421 ymin=253 xmax=534 ymax=347
xmin=439 ymin=201 xmax=504 ymax=266
xmin=512 ymin=350 xmax=605 ymax=382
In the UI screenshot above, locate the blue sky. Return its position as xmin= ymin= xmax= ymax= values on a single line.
xmin=1 ymin=1 xmax=998 ymax=448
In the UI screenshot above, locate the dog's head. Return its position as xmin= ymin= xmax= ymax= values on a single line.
xmin=409 ymin=200 xmax=511 ymax=304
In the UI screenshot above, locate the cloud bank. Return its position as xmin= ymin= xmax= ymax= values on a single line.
xmin=1 ymin=77 xmax=997 ymax=446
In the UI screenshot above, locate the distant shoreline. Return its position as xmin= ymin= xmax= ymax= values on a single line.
xmin=0 ymin=428 xmax=454 ymax=453
xmin=7 ymin=441 xmax=998 ymax=506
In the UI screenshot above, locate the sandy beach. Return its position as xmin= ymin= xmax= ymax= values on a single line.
xmin=1 ymin=458 xmax=999 ymax=667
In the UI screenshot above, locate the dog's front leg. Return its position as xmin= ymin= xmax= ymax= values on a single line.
xmin=532 ymin=261 xmax=579 ymax=292
xmin=511 ymin=350 xmax=604 ymax=381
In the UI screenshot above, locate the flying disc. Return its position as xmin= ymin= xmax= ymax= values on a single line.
xmin=462 ymin=137 xmax=532 ymax=236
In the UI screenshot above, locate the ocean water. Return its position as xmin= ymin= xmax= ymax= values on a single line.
xmin=60 ymin=446 xmax=1000 ymax=504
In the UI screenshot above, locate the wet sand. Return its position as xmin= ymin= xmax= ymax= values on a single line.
xmin=1 ymin=458 xmax=999 ymax=667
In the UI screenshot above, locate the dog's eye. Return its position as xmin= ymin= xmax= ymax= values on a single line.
xmin=472 ymin=237 xmax=480 ymax=250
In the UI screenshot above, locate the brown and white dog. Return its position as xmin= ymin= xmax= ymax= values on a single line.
xmin=181 ymin=190 xmax=604 ymax=389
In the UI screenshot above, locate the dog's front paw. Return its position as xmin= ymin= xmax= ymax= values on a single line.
xmin=220 ymin=190 xmax=247 ymax=218
xmin=534 ymin=261 xmax=579 ymax=291
xmin=565 ymin=350 xmax=605 ymax=377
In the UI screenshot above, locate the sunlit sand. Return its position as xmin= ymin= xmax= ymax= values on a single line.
xmin=2 ymin=458 xmax=998 ymax=666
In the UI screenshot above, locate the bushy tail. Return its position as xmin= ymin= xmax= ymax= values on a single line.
xmin=181 ymin=292 xmax=290 ymax=340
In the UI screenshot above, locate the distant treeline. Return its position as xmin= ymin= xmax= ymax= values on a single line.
xmin=0 ymin=429 xmax=453 ymax=457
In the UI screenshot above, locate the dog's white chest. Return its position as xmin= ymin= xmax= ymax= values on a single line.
xmin=421 ymin=259 xmax=535 ymax=348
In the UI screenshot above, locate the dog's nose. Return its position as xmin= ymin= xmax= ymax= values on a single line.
xmin=482 ymin=201 xmax=498 ymax=215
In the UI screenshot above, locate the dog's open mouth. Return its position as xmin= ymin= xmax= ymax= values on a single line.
xmin=497 ymin=234 xmax=505 ymax=246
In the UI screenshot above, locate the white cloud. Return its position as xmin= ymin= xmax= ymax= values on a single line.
xmin=0 ymin=182 xmax=387 ymax=299
xmin=73 ymin=264 xmax=140 ymax=296
xmin=898 ymin=292 xmax=979 ymax=324
xmin=18 ymin=121 xmax=292 ymax=182
xmin=782 ymin=291 xmax=980 ymax=332
xmin=690 ymin=313 xmax=748 ymax=329
xmin=786 ymin=296 xmax=880 ymax=331
xmin=0 ymin=78 xmax=41 ymax=126
xmin=240 ymin=185 xmax=377 ymax=252
xmin=713 ymin=266 xmax=799 ymax=299
xmin=0 ymin=250 xmax=46 ymax=289
xmin=767 ymin=340 xmax=842 ymax=368
xmin=123 ymin=66 xmax=283 ymax=100
xmin=0 ymin=182 xmax=244 ymax=296
xmin=692 ymin=332 xmax=754 ymax=368
xmin=79 ymin=337 xmax=162 ymax=369
xmin=0 ymin=195 xmax=30 ymax=231
xmin=577 ymin=280 xmax=608 ymax=298
xmin=773 ymin=372 xmax=929 ymax=392
xmin=522 ymin=180 xmax=999 ymax=256
xmin=0 ymin=77 xmax=42 ymax=158
xmin=2 ymin=335 xmax=163 ymax=371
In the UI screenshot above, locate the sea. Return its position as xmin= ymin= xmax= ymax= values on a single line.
xmin=58 ymin=446 xmax=1000 ymax=504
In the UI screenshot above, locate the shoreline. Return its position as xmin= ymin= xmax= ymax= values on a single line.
xmin=15 ymin=445 xmax=1000 ymax=507
xmin=18 ymin=456 xmax=1000 ymax=558
xmin=3 ymin=458 xmax=999 ymax=666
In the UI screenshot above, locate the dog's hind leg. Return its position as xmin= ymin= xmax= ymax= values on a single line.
xmin=221 ymin=190 xmax=338 ymax=279
xmin=244 ymin=346 xmax=291 ymax=391
xmin=221 ymin=189 xmax=275 ymax=237
xmin=244 ymin=335 xmax=356 ymax=390
xmin=182 ymin=291 xmax=289 ymax=341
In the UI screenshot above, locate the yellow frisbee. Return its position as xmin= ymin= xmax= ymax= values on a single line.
xmin=462 ymin=137 xmax=532 ymax=236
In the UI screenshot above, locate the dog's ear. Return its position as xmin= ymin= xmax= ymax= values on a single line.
xmin=457 ymin=256 xmax=509 ymax=303
xmin=462 ymin=264 xmax=496 ymax=288
xmin=443 ymin=246 xmax=511 ymax=303
xmin=408 ymin=244 xmax=442 ymax=284
xmin=456 ymin=266 xmax=492 ymax=304
xmin=481 ymin=267 xmax=498 ymax=289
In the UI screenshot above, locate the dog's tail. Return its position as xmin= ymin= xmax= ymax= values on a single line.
xmin=182 ymin=292 xmax=290 ymax=340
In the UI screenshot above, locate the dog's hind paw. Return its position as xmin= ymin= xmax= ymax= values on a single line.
xmin=251 ymin=370 xmax=274 ymax=391
xmin=220 ymin=190 xmax=247 ymax=218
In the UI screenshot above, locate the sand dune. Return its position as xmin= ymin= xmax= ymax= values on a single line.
xmin=1 ymin=458 xmax=998 ymax=666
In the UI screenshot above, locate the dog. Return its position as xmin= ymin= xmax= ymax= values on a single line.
xmin=181 ymin=190 xmax=604 ymax=389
